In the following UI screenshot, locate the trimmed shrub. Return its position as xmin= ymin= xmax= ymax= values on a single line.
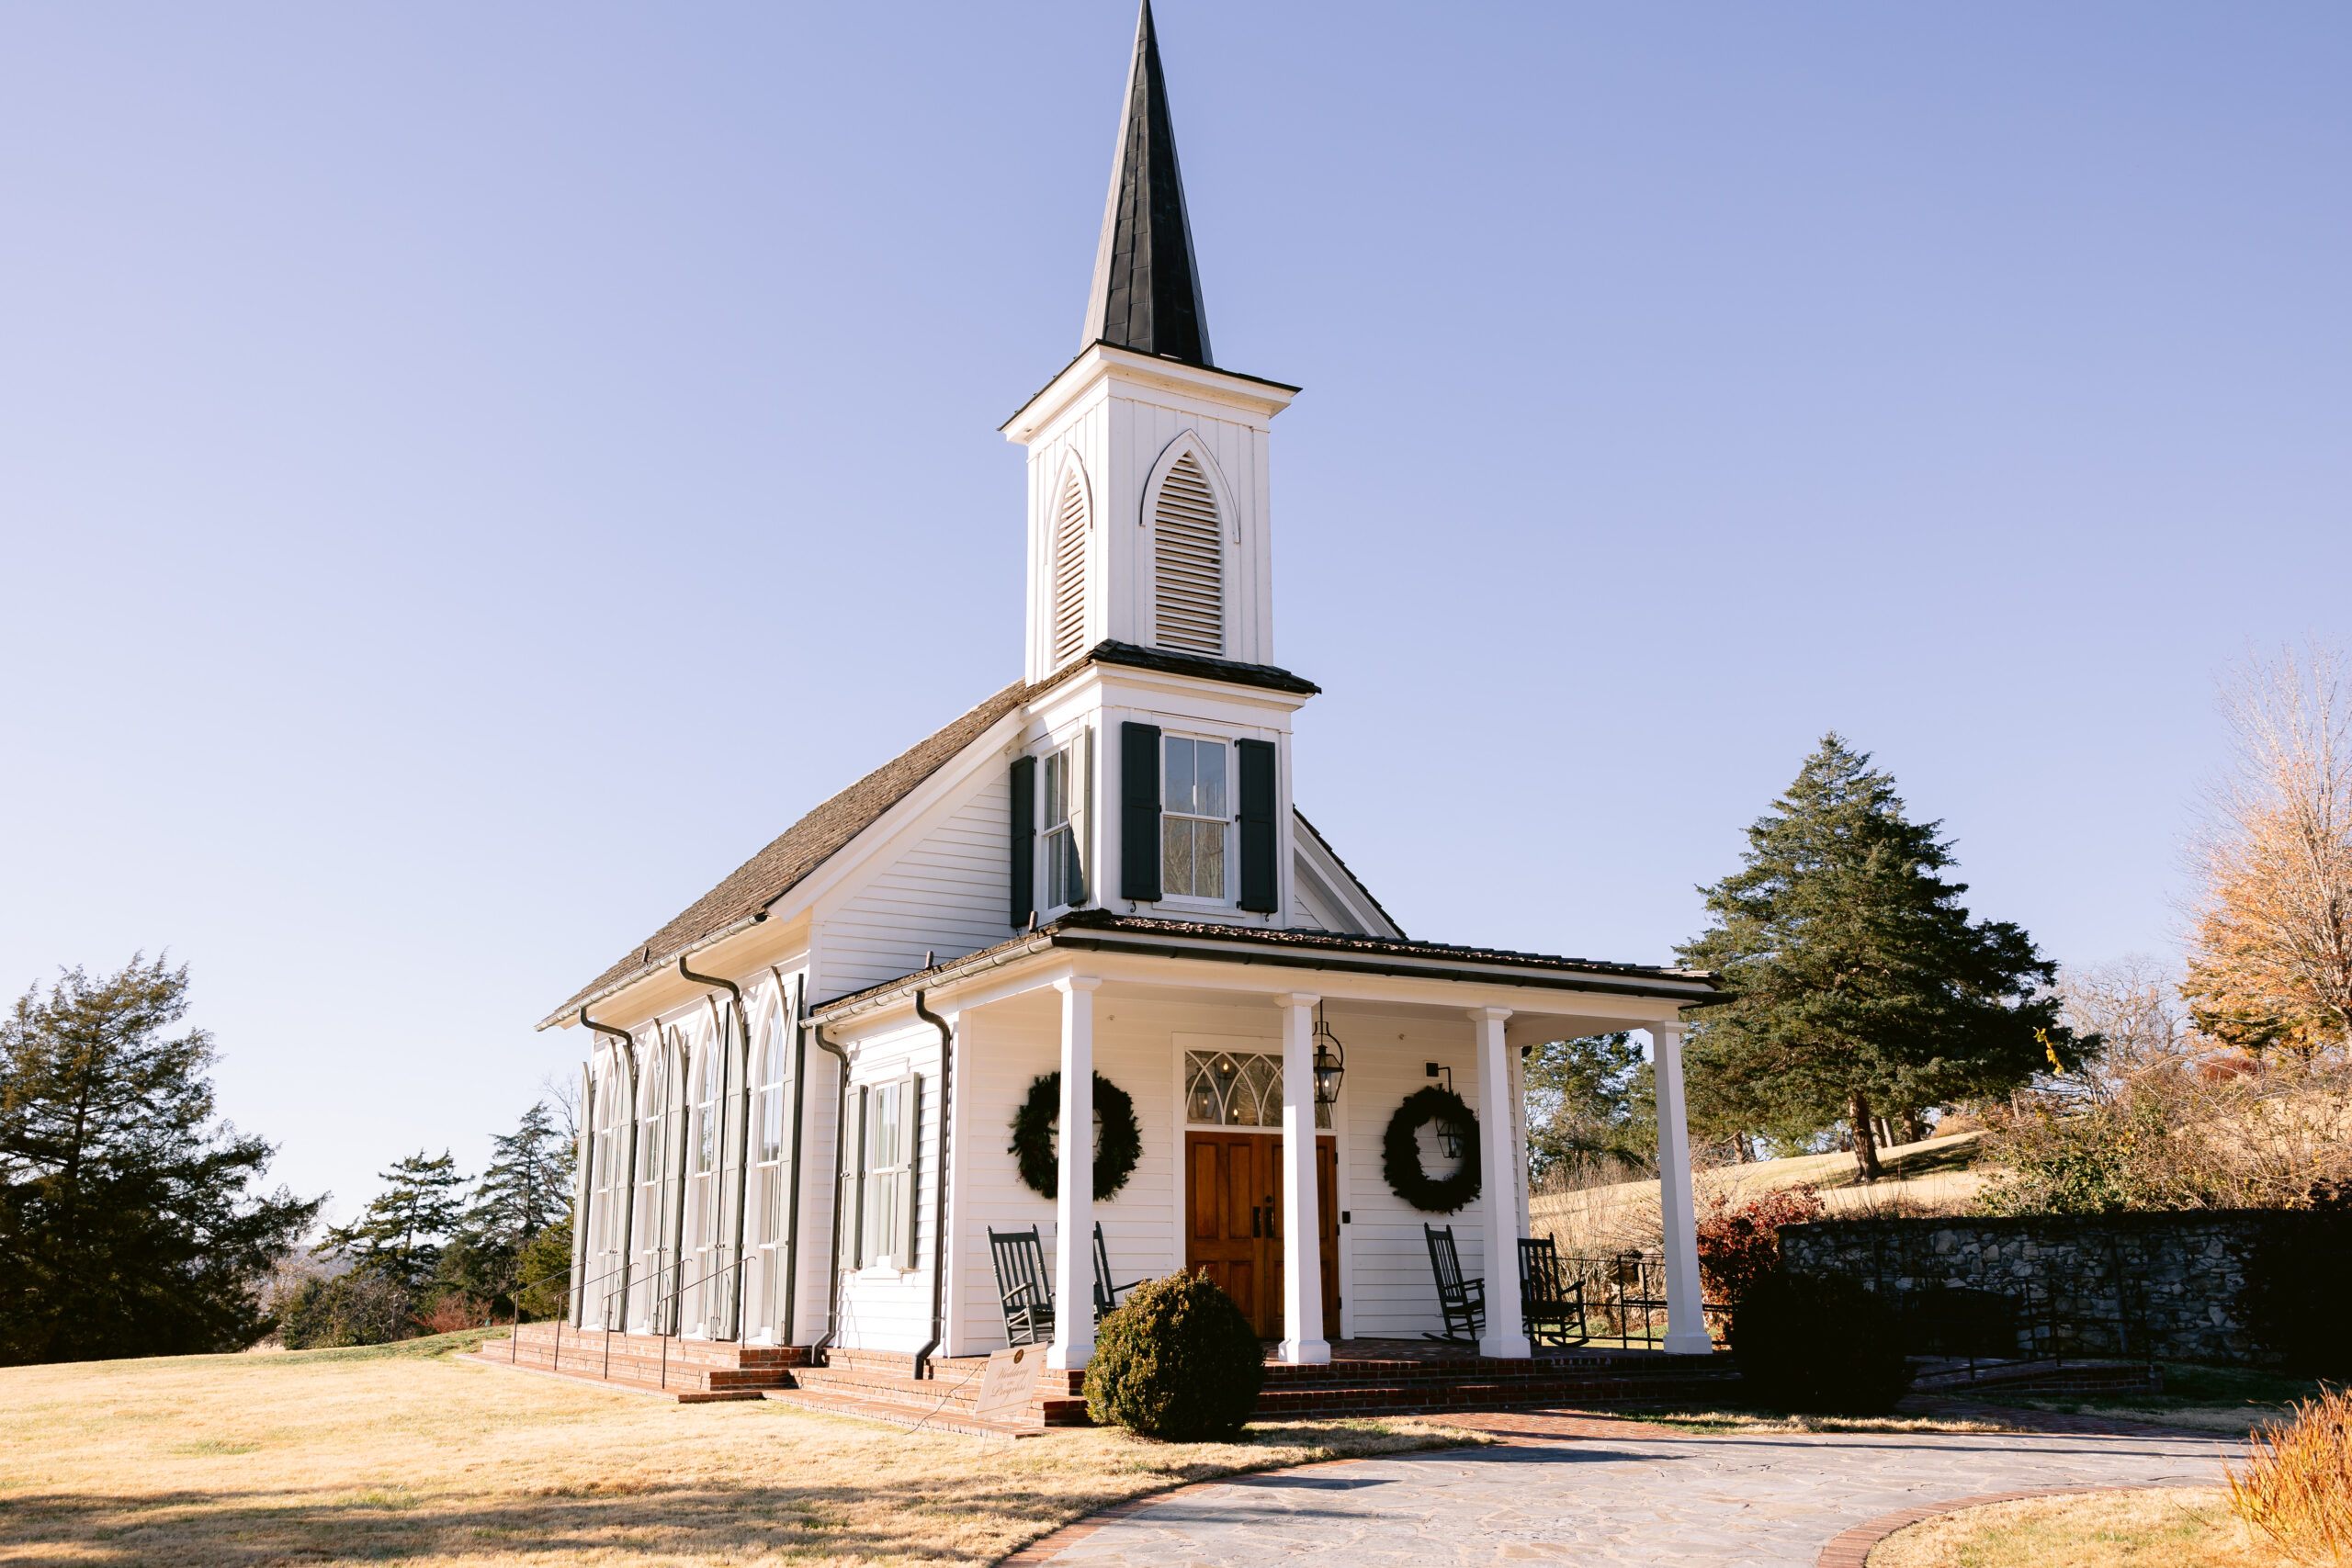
xmin=1731 ymin=1270 xmax=1914 ymax=1415
xmin=1083 ymin=1271 xmax=1263 ymax=1440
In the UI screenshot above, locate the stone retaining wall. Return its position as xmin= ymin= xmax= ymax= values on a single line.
xmin=1777 ymin=1212 xmax=2352 ymax=1365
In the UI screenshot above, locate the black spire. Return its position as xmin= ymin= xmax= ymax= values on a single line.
xmin=1083 ymin=0 xmax=1213 ymax=368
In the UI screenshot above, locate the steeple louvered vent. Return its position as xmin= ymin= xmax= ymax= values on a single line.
xmin=1152 ymin=456 xmax=1222 ymax=656
xmin=1050 ymin=474 xmax=1090 ymax=667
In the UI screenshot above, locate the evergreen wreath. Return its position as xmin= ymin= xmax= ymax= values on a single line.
xmin=1009 ymin=1071 xmax=1141 ymax=1202
xmin=1382 ymin=1087 xmax=1482 ymax=1213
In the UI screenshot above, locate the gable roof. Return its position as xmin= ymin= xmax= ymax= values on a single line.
xmin=540 ymin=681 xmax=1026 ymax=1029
xmin=539 ymin=639 xmax=1323 ymax=1029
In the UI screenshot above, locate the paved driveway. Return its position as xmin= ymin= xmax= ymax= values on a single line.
xmin=1025 ymin=1421 xmax=2228 ymax=1567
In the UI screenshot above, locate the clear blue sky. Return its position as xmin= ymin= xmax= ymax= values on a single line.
xmin=3 ymin=4 xmax=2345 ymax=1221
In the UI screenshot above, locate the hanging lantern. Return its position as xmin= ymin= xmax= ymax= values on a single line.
xmin=1426 ymin=1061 xmax=1464 ymax=1159
xmin=1311 ymin=1002 xmax=1347 ymax=1106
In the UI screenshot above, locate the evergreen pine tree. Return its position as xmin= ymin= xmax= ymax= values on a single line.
xmin=0 ymin=956 xmax=321 ymax=1363
xmin=1678 ymin=735 xmax=2086 ymax=1178
xmin=320 ymin=1150 xmax=466 ymax=1290
xmin=464 ymin=1101 xmax=571 ymax=1251
xmin=1522 ymin=1033 xmax=1656 ymax=1185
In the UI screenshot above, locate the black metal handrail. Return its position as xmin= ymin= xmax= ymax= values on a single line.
xmin=508 ymin=1248 xmax=760 ymax=1386
xmin=1555 ymin=1251 xmax=1730 ymax=1350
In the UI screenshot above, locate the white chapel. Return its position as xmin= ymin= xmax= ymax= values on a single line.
xmin=535 ymin=2 xmax=1721 ymax=1416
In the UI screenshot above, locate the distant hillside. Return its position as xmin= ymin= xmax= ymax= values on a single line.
xmin=1530 ymin=1128 xmax=1989 ymax=1258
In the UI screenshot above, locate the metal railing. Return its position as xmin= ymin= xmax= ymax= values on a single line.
xmin=503 ymin=1250 xmax=759 ymax=1390
xmin=1555 ymin=1252 xmax=1730 ymax=1350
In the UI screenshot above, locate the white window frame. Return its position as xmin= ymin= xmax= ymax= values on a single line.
xmin=1159 ymin=731 xmax=1232 ymax=905
xmin=1038 ymin=728 xmax=1091 ymax=916
xmin=858 ymin=1073 xmax=918 ymax=1273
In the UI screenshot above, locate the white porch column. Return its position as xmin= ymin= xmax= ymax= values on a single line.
xmin=1048 ymin=976 xmax=1099 ymax=1371
xmin=1470 ymin=1007 xmax=1530 ymax=1359
xmin=1651 ymin=1020 xmax=1713 ymax=1355
xmin=1276 ymin=992 xmax=1330 ymax=1365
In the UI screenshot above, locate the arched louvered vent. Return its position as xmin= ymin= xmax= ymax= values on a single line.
xmin=1152 ymin=455 xmax=1223 ymax=656
xmin=1050 ymin=473 xmax=1090 ymax=667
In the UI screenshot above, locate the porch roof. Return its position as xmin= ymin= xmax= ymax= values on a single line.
xmin=808 ymin=908 xmax=1723 ymax=1027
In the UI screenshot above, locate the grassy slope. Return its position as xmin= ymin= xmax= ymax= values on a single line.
xmin=1531 ymin=1129 xmax=1991 ymax=1254
xmin=1871 ymin=1488 xmax=2283 ymax=1568
xmin=0 ymin=1338 xmax=1473 ymax=1566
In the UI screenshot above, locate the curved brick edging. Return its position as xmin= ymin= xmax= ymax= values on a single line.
xmin=1815 ymin=1483 xmax=2170 ymax=1568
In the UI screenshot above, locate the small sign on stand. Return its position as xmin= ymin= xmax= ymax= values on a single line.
xmin=975 ymin=1345 xmax=1041 ymax=1423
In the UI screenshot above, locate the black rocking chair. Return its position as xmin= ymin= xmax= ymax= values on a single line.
xmin=988 ymin=1225 xmax=1056 ymax=1348
xmin=1092 ymin=1222 xmax=1143 ymax=1322
xmin=1518 ymin=1236 xmax=1589 ymax=1350
xmin=1422 ymin=1224 xmax=1487 ymax=1345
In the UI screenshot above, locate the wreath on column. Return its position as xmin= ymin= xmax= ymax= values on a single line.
xmin=1009 ymin=1071 xmax=1141 ymax=1202
xmin=1383 ymin=1087 xmax=1482 ymax=1213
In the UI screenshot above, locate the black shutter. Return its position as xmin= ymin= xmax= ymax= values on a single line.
xmin=1009 ymin=756 xmax=1036 ymax=929
xmin=1120 ymin=722 xmax=1162 ymax=901
xmin=1237 ymin=739 xmax=1278 ymax=912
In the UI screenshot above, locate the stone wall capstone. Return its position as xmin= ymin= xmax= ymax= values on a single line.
xmin=1776 ymin=1212 xmax=2352 ymax=1365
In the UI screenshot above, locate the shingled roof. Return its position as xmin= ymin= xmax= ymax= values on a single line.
xmin=539 ymin=640 xmax=1323 ymax=1029
xmin=540 ymin=681 xmax=1028 ymax=1028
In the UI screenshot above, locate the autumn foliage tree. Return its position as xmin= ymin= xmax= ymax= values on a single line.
xmin=2182 ymin=644 xmax=2352 ymax=1061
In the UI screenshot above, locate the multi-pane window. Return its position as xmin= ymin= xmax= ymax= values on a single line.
xmin=1162 ymin=735 xmax=1227 ymax=899
xmin=860 ymin=1077 xmax=916 ymax=1271
xmin=1041 ymin=741 xmax=1086 ymax=910
xmin=1184 ymin=1049 xmax=1330 ymax=1130
xmin=753 ymin=1007 xmax=789 ymax=1336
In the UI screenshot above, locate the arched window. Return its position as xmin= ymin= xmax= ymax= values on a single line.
xmin=1152 ymin=453 xmax=1222 ymax=656
xmin=633 ymin=1036 xmax=671 ymax=1327
xmin=688 ymin=1041 xmax=719 ymax=1330
xmin=753 ymin=1002 xmax=790 ymax=1337
xmin=1050 ymin=470 xmax=1090 ymax=667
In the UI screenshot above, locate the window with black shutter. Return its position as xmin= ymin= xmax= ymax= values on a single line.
xmin=1120 ymin=722 xmax=1162 ymax=901
xmin=1009 ymin=756 xmax=1036 ymax=929
xmin=1237 ymin=739 xmax=1277 ymax=912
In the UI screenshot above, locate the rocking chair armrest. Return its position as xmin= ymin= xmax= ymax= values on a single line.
xmin=1459 ymin=1277 xmax=1488 ymax=1306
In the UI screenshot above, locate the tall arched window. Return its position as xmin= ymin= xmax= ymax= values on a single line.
xmin=753 ymin=1003 xmax=789 ymax=1338
xmin=1153 ymin=454 xmax=1222 ymax=655
xmin=591 ymin=1062 xmax=625 ymax=1324
xmin=1050 ymin=470 xmax=1090 ymax=667
xmin=633 ymin=1036 xmax=670 ymax=1328
xmin=689 ymin=1040 xmax=719 ymax=1332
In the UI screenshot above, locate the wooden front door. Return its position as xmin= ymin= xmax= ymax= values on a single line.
xmin=1185 ymin=1131 xmax=1340 ymax=1339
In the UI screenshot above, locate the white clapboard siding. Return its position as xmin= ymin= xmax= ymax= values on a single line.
xmin=819 ymin=770 xmax=1012 ymax=998
xmin=949 ymin=992 xmax=1208 ymax=1356
xmin=1050 ymin=472 xmax=1090 ymax=668
xmin=1334 ymin=1019 xmax=1492 ymax=1339
xmin=829 ymin=1023 xmax=947 ymax=1352
xmin=1151 ymin=455 xmax=1222 ymax=655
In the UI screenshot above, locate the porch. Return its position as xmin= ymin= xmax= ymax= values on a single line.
xmin=477 ymin=1323 xmax=1737 ymax=1433
xmin=813 ymin=912 xmax=1721 ymax=1372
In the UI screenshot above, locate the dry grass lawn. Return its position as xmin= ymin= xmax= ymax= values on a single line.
xmin=0 ymin=1335 xmax=1480 ymax=1565
xmin=1868 ymin=1487 xmax=2287 ymax=1567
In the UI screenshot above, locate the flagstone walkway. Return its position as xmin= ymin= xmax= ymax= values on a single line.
xmin=1008 ymin=1413 xmax=2228 ymax=1567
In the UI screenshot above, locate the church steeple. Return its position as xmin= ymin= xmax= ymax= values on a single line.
xmin=1082 ymin=0 xmax=1213 ymax=369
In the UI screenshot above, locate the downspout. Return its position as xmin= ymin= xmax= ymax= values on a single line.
xmin=910 ymin=987 xmax=956 ymax=1381
xmin=679 ymin=958 xmax=752 ymax=1340
xmin=579 ymin=1010 xmax=638 ymax=1329
xmin=772 ymin=968 xmax=808 ymax=1348
xmin=809 ymin=1019 xmax=854 ymax=1358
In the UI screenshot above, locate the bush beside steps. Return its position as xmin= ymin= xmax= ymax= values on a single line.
xmin=1084 ymin=1271 xmax=1264 ymax=1440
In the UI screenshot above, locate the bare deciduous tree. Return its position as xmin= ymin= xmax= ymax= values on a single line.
xmin=2183 ymin=643 xmax=2352 ymax=1059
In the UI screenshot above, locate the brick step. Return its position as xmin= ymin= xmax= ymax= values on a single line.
xmin=1250 ymin=1371 xmax=1743 ymax=1417
xmin=1255 ymin=1353 xmax=1728 ymax=1388
xmin=1914 ymin=1359 xmax=2162 ymax=1396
